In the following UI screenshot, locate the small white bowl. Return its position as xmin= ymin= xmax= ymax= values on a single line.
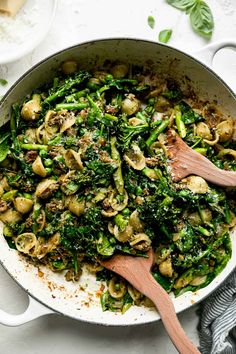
xmin=0 ymin=0 xmax=57 ymax=64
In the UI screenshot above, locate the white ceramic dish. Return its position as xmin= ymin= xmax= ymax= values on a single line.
xmin=0 ymin=38 xmax=236 ymax=327
xmin=0 ymin=0 xmax=57 ymax=64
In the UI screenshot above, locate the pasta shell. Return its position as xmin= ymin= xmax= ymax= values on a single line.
xmin=124 ymin=144 xmax=146 ymax=170
xmin=35 ymin=179 xmax=58 ymax=199
xmin=108 ymin=277 xmax=126 ymax=299
xmin=196 ymin=122 xmax=212 ymax=140
xmin=32 ymin=156 xmax=47 ymax=177
xmin=0 ymin=209 xmax=21 ymax=223
xmin=14 ymin=197 xmax=33 ymax=214
xmin=111 ymin=190 xmax=128 ymax=211
xmin=216 ymin=119 xmax=234 ymax=142
xmin=114 ymin=224 xmax=133 ymax=242
xmin=68 ymin=196 xmax=85 ymax=217
xmin=129 ymin=233 xmax=151 ymax=251
xmin=184 ymin=176 xmax=209 ymax=194
xmin=129 ymin=210 xmax=144 ymax=232
xmin=64 ymin=149 xmax=83 ymax=170
xmin=60 ymin=114 xmax=76 ymax=133
xmin=15 ymin=233 xmax=37 ymax=254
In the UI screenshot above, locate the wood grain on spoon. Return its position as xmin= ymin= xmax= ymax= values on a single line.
xmin=101 ymin=250 xmax=200 ymax=354
xmin=166 ymin=130 xmax=236 ymax=187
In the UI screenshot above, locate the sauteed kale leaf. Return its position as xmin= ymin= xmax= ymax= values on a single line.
xmin=0 ymin=60 xmax=235 ymax=313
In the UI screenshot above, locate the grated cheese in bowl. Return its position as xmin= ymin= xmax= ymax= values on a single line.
xmin=0 ymin=0 xmax=57 ymax=64
xmin=0 ymin=0 xmax=39 ymax=50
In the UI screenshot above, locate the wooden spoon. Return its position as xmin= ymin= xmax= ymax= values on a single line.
xmin=166 ymin=130 xmax=236 ymax=187
xmin=101 ymin=250 xmax=200 ymax=354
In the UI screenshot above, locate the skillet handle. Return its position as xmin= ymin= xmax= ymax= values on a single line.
xmin=0 ymin=295 xmax=54 ymax=326
xmin=194 ymin=39 xmax=236 ymax=67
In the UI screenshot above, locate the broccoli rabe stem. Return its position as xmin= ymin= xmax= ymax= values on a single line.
xmin=65 ymin=88 xmax=90 ymax=103
xmin=44 ymin=71 xmax=91 ymax=104
xmin=110 ymin=137 xmax=124 ymax=194
xmin=146 ymin=119 xmax=170 ymax=147
xmin=21 ymin=143 xmax=48 ymax=150
xmin=175 ymin=106 xmax=186 ymax=138
xmin=55 ymin=102 xmax=88 ymax=111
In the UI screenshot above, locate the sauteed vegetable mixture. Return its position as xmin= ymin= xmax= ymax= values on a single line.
xmin=0 ymin=61 xmax=236 ymax=313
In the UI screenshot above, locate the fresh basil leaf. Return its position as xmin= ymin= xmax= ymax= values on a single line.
xmin=0 ymin=79 xmax=8 ymax=86
xmin=190 ymin=0 xmax=214 ymax=38
xmin=158 ymin=29 xmax=172 ymax=43
xmin=166 ymin=0 xmax=196 ymax=12
xmin=147 ymin=15 xmax=155 ymax=29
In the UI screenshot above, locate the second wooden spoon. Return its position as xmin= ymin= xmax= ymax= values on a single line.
xmin=101 ymin=250 xmax=200 ymax=354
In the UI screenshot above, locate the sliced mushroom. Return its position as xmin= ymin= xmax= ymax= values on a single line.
xmin=14 ymin=197 xmax=33 ymax=214
xmin=64 ymin=149 xmax=83 ymax=170
xmin=21 ymin=94 xmax=42 ymax=121
xmin=32 ymin=156 xmax=47 ymax=177
xmin=124 ymin=144 xmax=146 ymax=170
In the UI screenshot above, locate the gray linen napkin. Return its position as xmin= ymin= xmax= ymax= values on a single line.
xmin=198 ymin=271 xmax=236 ymax=354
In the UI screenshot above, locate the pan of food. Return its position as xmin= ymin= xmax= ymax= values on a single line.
xmin=0 ymin=38 xmax=236 ymax=327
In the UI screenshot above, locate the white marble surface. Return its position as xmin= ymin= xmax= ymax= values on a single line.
xmin=0 ymin=1 xmax=235 ymax=353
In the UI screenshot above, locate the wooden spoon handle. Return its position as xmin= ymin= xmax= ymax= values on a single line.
xmin=137 ymin=272 xmax=200 ymax=354
xmin=186 ymin=156 xmax=236 ymax=187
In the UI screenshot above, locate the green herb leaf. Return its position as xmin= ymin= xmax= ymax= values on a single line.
xmin=147 ymin=15 xmax=155 ymax=29
xmin=166 ymin=0 xmax=196 ymax=12
xmin=0 ymin=79 xmax=8 ymax=86
xmin=158 ymin=29 xmax=172 ymax=43
xmin=190 ymin=0 xmax=214 ymax=38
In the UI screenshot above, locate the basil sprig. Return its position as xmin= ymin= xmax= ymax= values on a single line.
xmin=166 ymin=0 xmax=214 ymax=39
